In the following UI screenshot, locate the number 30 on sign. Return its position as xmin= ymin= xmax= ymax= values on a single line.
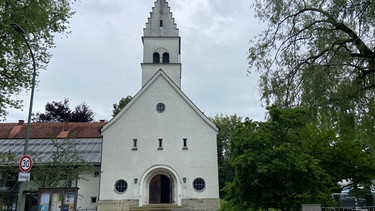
xmin=19 ymin=155 xmax=33 ymax=173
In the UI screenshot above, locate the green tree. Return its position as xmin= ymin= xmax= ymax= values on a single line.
xmin=70 ymin=102 xmax=94 ymax=122
xmin=1 ymin=0 xmax=76 ymax=119
xmin=211 ymin=114 xmax=242 ymax=197
xmin=248 ymin=0 xmax=375 ymax=147
xmin=112 ymin=96 xmax=133 ymax=117
xmin=224 ymin=107 xmax=333 ymax=211
xmin=33 ymin=99 xmax=94 ymax=122
xmin=31 ymin=138 xmax=91 ymax=188
xmin=329 ymin=140 xmax=375 ymax=197
xmin=301 ymin=121 xmax=375 ymax=198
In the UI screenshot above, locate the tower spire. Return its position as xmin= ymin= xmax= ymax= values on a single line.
xmin=141 ymin=0 xmax=182 ymax=88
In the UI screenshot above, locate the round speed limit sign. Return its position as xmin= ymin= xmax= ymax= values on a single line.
xmin=19 ymin=155 xmax=33 ymax=173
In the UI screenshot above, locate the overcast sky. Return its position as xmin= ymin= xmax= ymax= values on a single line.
xmin=5 ymin=0 xmax=267 ymax=123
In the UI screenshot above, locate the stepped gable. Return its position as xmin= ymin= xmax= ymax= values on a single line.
xmin=144 ymin=0 xmax=179 ymax=36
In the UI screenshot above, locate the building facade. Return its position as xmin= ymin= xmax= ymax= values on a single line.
xmin=0 ymin=1 xmax=220 ymax=211
xmin=0 ymin=121 xmax=105 ymax=211
xmin=98 ymin=0 xmax=220 ymax=210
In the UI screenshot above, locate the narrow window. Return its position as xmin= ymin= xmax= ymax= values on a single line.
xmin=91 ymin=197 xmax=97 ymax=203
xmin=153 ymin=52 xmax=160 ymax=63
xmin=158 ymin=138 xmax=163 ymax=150
xmin=160 ymin=20 xmax=163 ymax=27
xmin=132 ymin=139 xmax=138 ymax=151
xmin=182 ymin=138 xmax=188 ymax=150
xmin=162 ymin=52 xmax=169 ymax=63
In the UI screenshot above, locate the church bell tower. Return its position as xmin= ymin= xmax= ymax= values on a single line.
xmin=98 ymin=1 xmax=220 ymax=210
xmin=141 ymin=0 xmax=182 ymax=88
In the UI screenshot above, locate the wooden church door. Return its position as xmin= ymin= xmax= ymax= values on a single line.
xmin=149 ymin=174 xmax=172 ymax=204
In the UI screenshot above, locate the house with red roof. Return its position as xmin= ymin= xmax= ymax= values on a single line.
xmin=0 ymin=120 xmax=106 ymax=211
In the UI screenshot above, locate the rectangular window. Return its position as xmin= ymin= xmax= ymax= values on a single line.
xmin=158 ymin=138 xmax=163 ymax=150
xmin=91 ymin=197 xmax=97 ymax=203
xmin=182 ymin=138 xmax=188 ymax=150
xmin=160 ymin=20 xmax=163 ymax=27
xmin=132 ymin=139 xmax=138 ymax=151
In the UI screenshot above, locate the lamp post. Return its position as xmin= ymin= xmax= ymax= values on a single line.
xmin=11 ymin=23 xmax=36 ymax=155
xmin=11 ymin=23 xmax=36 ymax=211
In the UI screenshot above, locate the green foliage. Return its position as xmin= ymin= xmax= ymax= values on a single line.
xmin=0 ymin=152 xmax=17 ymax=172
xmin=249 ymin=0 xmax=375 ymax=148
xmin=223 ymin=107 xmax=375 ymax=210
xmin=33 ymin=98 xmax=94 ymax=122
xmin=211 ymin=114 xmax=242 ymax=197
xmin=224 ymin=107 xmax=334 ymax=211
xmin=112 ymin=96 xmax=133 ymax=117
xmin=31 ymin=138 xmax=91 ymax=188
xmin=320 ymin=138 xmax=375 ymax=198
xmin=220 ymin=199 xmax=254 ymax=211
xmin=0 ymin=0 xmax=76 ymax=119
xmin=0 ymin=152 xmax=17 ymax=209
xmin=70 ymin=102 xmax=94 ymax=122
xmin=300 ymin=122 xmax=375 ymax=197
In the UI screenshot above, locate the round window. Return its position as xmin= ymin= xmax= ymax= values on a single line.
xmin=156 ymin=103 xmax=166 ymax=113
xmin=192 ymin=177 xmax=206 ymax=192
xmin=114 ymin=179 xmax=128 ymax=194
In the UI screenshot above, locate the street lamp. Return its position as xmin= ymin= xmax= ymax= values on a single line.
xmin=11 ymin=23 xmax=36 ymax=155
xmin=11 ymin=23 xmax=36 ymax=211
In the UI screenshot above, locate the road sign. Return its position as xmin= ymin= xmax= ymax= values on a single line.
xmin=19 ymin=155 xmax=33 ymax=173
xmin=18 ymin=172 xmax=31 ymax=182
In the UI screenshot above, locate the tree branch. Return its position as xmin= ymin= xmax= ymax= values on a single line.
xmin=0 ymin=71 xmax=12 ymax=80
xmin=286 ymin=6 xmax=375 ymax=61
xmin=335 ymin=22 xmax=375 ymax=58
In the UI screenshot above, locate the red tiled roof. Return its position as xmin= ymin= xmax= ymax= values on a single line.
xmin=0 ymin=121 xmax=107 ymax=139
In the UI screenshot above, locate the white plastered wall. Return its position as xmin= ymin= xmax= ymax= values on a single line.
xmin=99 ymin=75 xmax=219 ymax=204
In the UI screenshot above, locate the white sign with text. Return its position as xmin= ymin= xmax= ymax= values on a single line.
xmin=18 ymin=172 xmax=30 ymax=182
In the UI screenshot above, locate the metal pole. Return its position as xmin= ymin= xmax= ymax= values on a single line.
xmin=11 ymin=23 xmax=36 ymax=155
xmin=11 ymin=22 xmax=36 ymax=211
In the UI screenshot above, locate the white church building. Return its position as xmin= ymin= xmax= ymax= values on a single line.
xmin=97 ymin=0 xmax=220 ymax=210
xmin=0 ymin=1 xmax=220 ymax=211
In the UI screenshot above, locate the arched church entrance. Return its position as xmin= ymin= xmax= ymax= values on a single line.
xmin=149 ymin=174 xmax=172 ymax=204
xmin=139 ymin=165 xmax=182 ymax=206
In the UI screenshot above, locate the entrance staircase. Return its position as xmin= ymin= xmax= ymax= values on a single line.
xmin=130 ymin=204 xmax=190 ymax=211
